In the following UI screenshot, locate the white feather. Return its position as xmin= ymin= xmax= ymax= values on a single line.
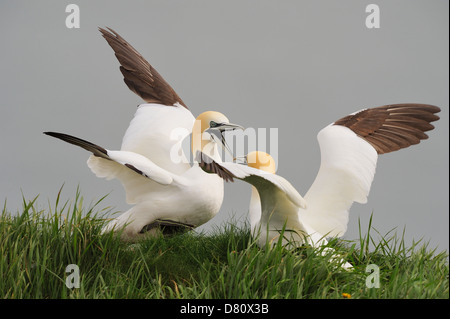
xmin=218 ymin=162 xmax=307 ymax=209
xmin=120 ymin=103 xmax=195 ymax=175
xmin=217 ymin=162 xmax=317 ymax=246
xmin=301 ymin=125 xmax=378 ymax=237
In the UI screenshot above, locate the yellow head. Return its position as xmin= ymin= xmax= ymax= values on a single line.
xmin=192 ymin=111 xmax=243 ymax=160
xmin=246 ymin=151 xmax=276 ymax=174
xmin=193 ymin=111 xmax=231 ymax=134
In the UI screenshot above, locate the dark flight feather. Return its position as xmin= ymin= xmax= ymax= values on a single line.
xmin=196 ymin=151 xmax=236 ymax=182
xmin=44 ymin=132 xmax=151 ymax=179
xmin=99 ymin=27 xmax=188 ymax=108
xmin=334 ymin=104 xmax=440 ymax=154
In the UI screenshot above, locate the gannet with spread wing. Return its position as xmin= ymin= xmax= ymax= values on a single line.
xmin=45 ymin=28 xmax=243 ymax=240
xmin=199 ymin=104 xmax=440 ymax=248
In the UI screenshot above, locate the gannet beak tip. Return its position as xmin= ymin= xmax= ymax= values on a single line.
xmin=218 ymin=123 xmax=244 ymax=132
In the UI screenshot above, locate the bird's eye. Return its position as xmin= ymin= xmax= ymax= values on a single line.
xmin=210 ymin=121 xmax=218 ymax=128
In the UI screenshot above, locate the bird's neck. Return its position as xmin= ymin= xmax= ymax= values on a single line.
xmin=192 ymin=132 xmax=222 ymax=163
xmin=249 ymin=186 xmax=262 ymax=233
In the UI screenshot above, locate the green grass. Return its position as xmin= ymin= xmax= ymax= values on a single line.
xmin=0 ymin=190 xmax=448 ymax=299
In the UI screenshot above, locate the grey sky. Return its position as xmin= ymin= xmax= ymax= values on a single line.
xmin=1 ymin=1 xmax=448 ymax=252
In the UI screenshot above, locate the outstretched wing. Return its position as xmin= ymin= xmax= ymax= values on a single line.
xmin=199 ymin=152 xmax=311 ymax=246
xmin=302 ymin=103 xmax=440 ymax=237
xmin=301 ymin=125 xmax=378 ymax=237
xmin=99 ymin=28 xmax=195 ymax=173
xmin=197 ymin=152 xmax=307 ymax=209
xmin=44 ymin=132 xmax=175 ymax=203
xmin=334 ymin=104 xmax=440 ymax=154
xmin=99 ymin=27 xmax=187 ymax=108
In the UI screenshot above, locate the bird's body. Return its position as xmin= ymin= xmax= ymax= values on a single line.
xmin=97 ymin=160 xmax=224 ymax=237
xmin=212 ymin=153 xmax=323 ymax=248
xmin=45 ymin=28 xmax=243 ymax=240
xmin=247 ymin=176 xmax=325 ymax=248
xmin=85 ymin=106 xmax=225 ymax=237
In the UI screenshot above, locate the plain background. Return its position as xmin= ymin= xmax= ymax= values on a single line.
xmin=1 ymin=1 xmax=448 ymax=253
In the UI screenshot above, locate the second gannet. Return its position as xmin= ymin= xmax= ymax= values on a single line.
xmin=199 ymin=104 xmax=440 ymax=248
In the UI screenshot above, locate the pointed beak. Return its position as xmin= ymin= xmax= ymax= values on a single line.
xmin=216 ymin=122 xmax=245 ymax=132
xmin=208 ymin=122 xmax=244 ymax=158
xmin=217 ymin=123 xmax=244 ymax=156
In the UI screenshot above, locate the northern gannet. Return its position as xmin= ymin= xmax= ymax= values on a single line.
xmin=199 ymin=104 xmax=440 ymax=248
xmin=45 ymin=28 xmax=243 ymax=240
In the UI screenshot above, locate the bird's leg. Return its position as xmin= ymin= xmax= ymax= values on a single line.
xmin=140 ymin=219 xmax=195 ymax=236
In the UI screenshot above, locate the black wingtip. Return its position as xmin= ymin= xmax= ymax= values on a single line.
xmin=44 ymin=131 xmax=64 ymax=139
xmin=43 ymin=131 xmax=109 ymax=159
xmin=196 ymin=151 xmax=236 ymax=183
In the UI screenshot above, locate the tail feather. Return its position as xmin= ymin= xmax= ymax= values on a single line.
xmin=44 ymin=132 xmax=110 ymax=160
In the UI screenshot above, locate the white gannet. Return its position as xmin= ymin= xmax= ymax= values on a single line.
xmin=199 ymin=104 xmax=440 ymax=249
xmin=44 ymin=28 xmax=243 ymax=240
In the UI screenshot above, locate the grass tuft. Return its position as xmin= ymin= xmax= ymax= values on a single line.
xmin=0 ymin=190 xmax=448 ymax=299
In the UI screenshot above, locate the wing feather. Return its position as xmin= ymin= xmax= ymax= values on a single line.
xmin=201 ymin=155 xmax=307 ymax=209
xmin=334 ymin=104 xmax=440 ymax=154
xmin=99 ymin=27 xmax=187 ymax=108
xmin=120 ymin=103 xmax=195 ymax=175
xmin=44 ymin=131 xmax=174 ymax=203
xmin=301 ymin=125 xmax=378 ymax=237
xmin=302 ymin=103 xmax=440 ymax=237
